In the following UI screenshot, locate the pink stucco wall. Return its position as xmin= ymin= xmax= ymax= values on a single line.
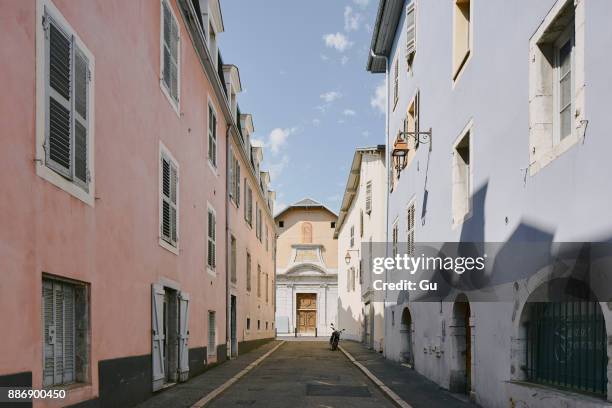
xmin=0 ymin=0 xmax=232 ymax=405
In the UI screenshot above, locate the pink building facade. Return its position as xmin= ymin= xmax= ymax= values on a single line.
xmin=0 ymin=0 xmax=275 ymax=407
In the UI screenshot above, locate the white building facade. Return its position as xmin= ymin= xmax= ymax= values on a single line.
xmin=275 ymin=199 xmax=338 ymax=337
xmin=367 ymin=0 xmax=612 ymax=407
xmin=335 ymin=146 xmax=387 ymax=351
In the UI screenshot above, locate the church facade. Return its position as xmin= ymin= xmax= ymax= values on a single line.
xmin=274 ymin=199 xmax=338 ymax=337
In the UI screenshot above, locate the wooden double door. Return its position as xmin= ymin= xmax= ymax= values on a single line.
xmin=296 ymin=293 xmax=317 ymax=334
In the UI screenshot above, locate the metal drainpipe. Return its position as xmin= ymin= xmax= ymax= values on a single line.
xmin=225 ymin=124 xmax=231 ymax=359
xmin=370 ymin=48 xmax=389 ymax=355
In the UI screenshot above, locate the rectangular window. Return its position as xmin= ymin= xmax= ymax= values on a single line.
xmin=400 ymin=91 xmax=420 ymax=172
xmin=360 ymin=210 xmax=364 ymax=238
xmin=350 ymin=225 xmax=355 ymax=248
xmin=208 ymin=104 xmax=217 ymax=167
xmin=42 ymin=277 xmax=89 ymax=387
xmin=246 ymin=252 xmax=252 ymax=292
xmin=42 ymin=6 xmax=92 ymax=192
xmin=246 ymin=317 xmax=251 ymax=331
xmin=207 ymin=207 xmax=216 ymax=270
xmin=406 ymin=0 xmax=416 ymax=67
xmin=235 ymin=159 xmax=241 ymax=206
xmin=392 ymin=221 xmax=399 ymax=258
xmin=230 ymin=235 xmax=236 ymax=283
xmin=407 ymin=202 xmax=416 ymax=255
xmin=365 ymin=181 xmax=372 ymax=214
xmin=257 ymin=264 xmax=261 ymax=298
xmin=257 ymin=320 xmax=261 ymax=330
xmin=452 ymin=0 xmax=471 ymax=81
xmin=265 ymin=272 xmax=269 ymax=303
xmin=208 ymin=311 xmax=216 ymax=356
xmin=555 ymin=30 xmax=574 ymax=143
xmin=244 ymin=180 xmax=253 ymax=226
xmin=161 ymin=0 xmax=180 ymax=106
xmin=279 ymin=220 xmax=284 ymax=228
xmin=265 ymin=224 xmax=269 ymax=251
xmin=452 ymin=126 xmax=471 ymax=225
xmin=160 ymin=151 xmax=178 ymax=248
xmin=393 ymin=58 xmax=399 ymax=108
xmin=255 ymin=203 xmax=260 ymax=240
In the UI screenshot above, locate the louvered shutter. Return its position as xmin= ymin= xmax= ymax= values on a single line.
xmin=406 ymin=1 xmax=416 ymax=63
xmin=73 ymin=47 xmax=89 ymax=188
xmin=42 ymin=280 xmax=55 ymax=387
xmin=365 ymin=181 xmax=372 ymax=214
xmin=235 ymin=162 xmax=241 ymax=207
xmin=228 ymin=149 xmax=234 ymax=200
xmin=208 ymin=210 xmax=216 ymax=268
xmin=178 ymin=292 xmax=190 ymax=382
xmin=414 ymin=92 xmax=420 ymax=149
xmin=46 ymin=18 xmax=72 ymax=178
xmin=151 ymin=284 xmax=165 ymax=391
xmin=170 ymin=162 xmax=178 ymax=243
xmin=162 ymin=1 xmax=179 ymax=103
xmin=407 ymin=204 xmax=415 ymax=255
xmin=161 ymin=157 xmax=171 ymax=242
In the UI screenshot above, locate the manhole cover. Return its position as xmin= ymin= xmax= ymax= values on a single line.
xmin=306 ymin=384 xmax=371 ymax=397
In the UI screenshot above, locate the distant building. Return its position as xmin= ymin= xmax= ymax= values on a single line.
xmin=275 ymin=199 xmax=338 ymax=337
xmin=335 ymin=146 xmax=386 ymax=351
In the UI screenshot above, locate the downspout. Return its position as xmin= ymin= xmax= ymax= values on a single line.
xmin=370 ymin=48 xmax=388 ymax=355
xmin=225 ymin=124 xmax=231 ymax=359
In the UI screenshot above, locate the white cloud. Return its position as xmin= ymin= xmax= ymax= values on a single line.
xmin=312 ymin=118 xmax=321 ymax=126
xmin=353 ymin=0 xmax=370 ymax=8
xmin=362 ymin=130 xmax=370 ymax=138
xmin=320 ymin=91 xmax=342 ymax=103
xmin=344 ymin=6 xmax=360 ymax=31
xmin=338 ymin=119 xmax=346 ymax=124
xmin=370 ymin=81 xmax=386 ymax=114
xmin=250 ymin=137 xmax=265 ymax=147
xmin=341 ymin=55 xmax=349 ymax=65
xmin=323 ymin=32 xmax=352 ymax=52
xmin=343 ymin=109 xmax=356 ymax=116
xmin=268 ymin=127 xmax=296 ymax=155
xmin=268 ymin=155 xmax=290 ymax=180
xmin=320 ymin=54 xmax=329 ymax=61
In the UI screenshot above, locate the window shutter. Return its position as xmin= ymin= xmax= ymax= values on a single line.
xmin=406 ymin=1 xmax=416 ymax=63
xmin=62 ymin=285 xmax=75 ymax=384
xmin=228 ymin=150 xmax=234 ymax=200
xmin=365 ymin=181 xmax=372 ymax=214
xmin=178 ymin=292 xmax=190 ymax=382
xmin=235 ymin=162 xmax=241 ymax=207
xmin=46 ymin=19 xmax=72 ymax=178
xmin=73 ymin=47 xmax=89 ymax=188
xmin=162 ymin=1 xmax=179 ymax=102
xmin=151 ymin=284 xmax=165 ymax=391
xmin=43 ymin=280 xmax=55 ymax=387
xmin=208 ymin=311 xmax=216 ymax=355
xmin=170 ymin=162 xmax=178 ymax=243
xmin=161 ymin=156 xmax=177 ymax=246
xmin=407 ymin=203 xmax=415 ymax=255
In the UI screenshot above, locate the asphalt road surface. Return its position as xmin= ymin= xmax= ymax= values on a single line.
xmin=208 ymin=341 xmax=395 ymax=408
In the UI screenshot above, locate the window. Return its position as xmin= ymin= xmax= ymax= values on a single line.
xmin=265 ymin=272 xmax=269 ymax=303
xmin=257 ymin=320 xmax=261 ymax=330
xmin=255 ymin=204 xmax=262 ymax=241
xmin=257 ymin=264 xmax=262 ymax=297
xmin=246 ymin=252 xmax=252 ymax=292
xmin=161 ymin=0 xmax=180 ymax=108
xmin=528 ymin=1 xmax=582 ymax=175
xmin=265 ymin=224 xmax=269 ymax=251
xmin=393 ymin=58 xmax=399 ymax=108
xmin=160 ymin=149 xmax=179 ymax=249
xmin=407 ymin=202 xmax=415 ymax=255
xmin=230 ymin=235 xmax=236 ymax=283
xmin=360 ymin=210 xmax=364 ymax=238
xmin=279 ymin=220 xmax=285 ymax=228
xmin=208 ymin=104 xmax=217 ymax=167
xmin=330 ymin=222 xmax=336 ymax=229
xmin=525 ymin=302 xmax=607 ymax=396
xmin=350 ymin=225 xmax=355 ymax=248
xmin=392 ymin=221 xmax=399 ymax=258
xmin=208 ymin=311 xmax=216 ymax=356
xmin=266 ymin=322 xmax=269 ymax=330
xmin=400 ymin=91 xmax=420 ymax=172
xmin=244 ymin=180 xmax=253 ymax=226
xmin=246 ymin=317 xmax=251 ymax=331
xmin=452 ymin=124 xmax=471 ymax=226
xmin=235 ymin=160 xmax=241 ymax=207
xmin=207 ymin=207 xmax=216 ymax=270
xmin=38 ymin=1 xmax=94 ymax=203
xmin=406 ymin=0 xmax=416 ymax=67
xmin=365 ymin=181 xmax=372 ymax=214
xmin=42 ymin=277 xmax=89 ymax=387
xmin=452 ymin=0 xmax=471 ymax=81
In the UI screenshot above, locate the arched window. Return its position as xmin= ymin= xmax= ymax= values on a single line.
xmin=301 ymin=222 xmax=312 ymax=244
xmin=520 ymin=279 xmax=608 ymax=396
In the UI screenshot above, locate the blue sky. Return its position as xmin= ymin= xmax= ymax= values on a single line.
xmin=218 ymin=0 xmax=385 ymax=214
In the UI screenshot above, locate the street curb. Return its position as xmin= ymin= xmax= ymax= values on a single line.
xmin=339 ymin=345 xmax=413 ymax=408
xmin=191 ymin=341 xmax=285 ymax=408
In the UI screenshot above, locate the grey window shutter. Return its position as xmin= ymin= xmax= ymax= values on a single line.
xmin=161 ymin=157 xmax=171 ymax=242
xmin=151 ymin=284 xmax=166 ymax=391
xmin=178 ymin=292 xmax=190 ymax=382
xmin=236 ymin=163 xmax=241 ymax=207
xmin=406 ymin=1 xmax=416 ymax=62
xmin=162 ymin=1 xmax=179 ymax=102
xmin=170 ymin=162 xmax=178 ymax=243
xmin=74 ymin=47 xmax=89 ymax=189
xmin=42 ymin=280 xmax=55 ymax=387
xmin=46 ymin=19 xmax=72 ymax=178
xmin=53 ymin=283 xmax=64 ymax=384
xmin=62 ymin=285 xmax=75 ymax=384
xmin=228 ymin=150 xmax=234 ymax=200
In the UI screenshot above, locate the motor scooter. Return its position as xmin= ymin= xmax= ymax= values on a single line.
xmin=329 ymin=324 xmax=345 ymax=350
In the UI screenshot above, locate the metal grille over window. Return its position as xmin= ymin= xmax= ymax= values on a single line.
xmin=525 ymin=302 xmax=608 ymax=396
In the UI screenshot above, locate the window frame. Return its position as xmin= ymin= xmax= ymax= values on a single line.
xmin=553 ymin=25 xmax=575 ymax=145
xmin=159 ymin=0 xmax=181 ymax=116
xmin=451 ymin=120 xmax=473 ymax=228
xmin=159 ymin=142 xmax=180 ymax=254
xmin=207 ymin=101 xmax=218 ymax=172
xmin=207 ymin=203 xmax=217 ymax=275
xmin=207 ymin=310 xmax=216 ymax=356
xmin=36 ymin=0 xmax=96 ymax=206
xmin=406 ymin=199 xmax=416 ymax=256
xmin=451 ymin=0 xmax=472 ymax=85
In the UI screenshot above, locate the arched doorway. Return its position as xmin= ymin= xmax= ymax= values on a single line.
xmin=400 ymin=307 xmax=414 ymax=367
xmin=450 ymin=294 xmax=471 ymax=395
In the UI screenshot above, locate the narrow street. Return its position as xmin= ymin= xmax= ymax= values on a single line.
xmin=207 ymin=341 xmax=394 ymax=408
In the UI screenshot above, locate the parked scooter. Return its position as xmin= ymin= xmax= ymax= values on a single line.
xmin=329 ymin=324 xmax=345 ymax=350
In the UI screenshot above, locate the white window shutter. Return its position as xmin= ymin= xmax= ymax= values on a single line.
xmin=62 ymin=285 xmax=75 ymax=384
xmin=365 ymin=181 xmax=372 ymax=214
xmin=42 ymin=280 xmax=55 ymax=387
xmin=228 ymin=150 xmax=234 ymax=200
xmin=178 ymin=292 xmax=190 ymax=382
xmin=406 ymin=1 xmax=416 ymax=64
xmin=236 ymin=162 xmax=241 ymax=207
xmin=151 ymin=284 xmax=166 ymax=391
xmin=170 ymin=162 xmax=178 ymax=244
xmin=73 ymin=47 xmax=89 ymax=188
